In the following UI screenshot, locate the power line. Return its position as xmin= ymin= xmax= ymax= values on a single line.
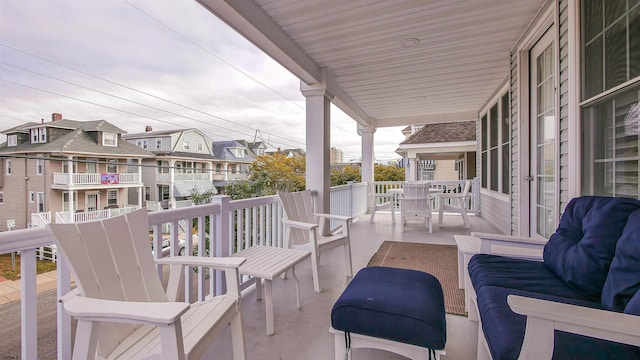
xmin=0 ymin=43 xmax=306 ymax=148
xmin=122 ymin=0 xmax=305 ymax=112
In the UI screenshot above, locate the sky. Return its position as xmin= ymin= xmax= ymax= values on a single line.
xmin=0 ymin=0 xmax=405 ymax=162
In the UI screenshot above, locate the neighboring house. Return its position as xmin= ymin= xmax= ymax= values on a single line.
xmin=0 ymin=113 xmax=153 ymax=230
xmin=123 ymin=127 xmax=218 ymax=209
xmin=396 ymin=121 xmax=476 ymax=181
xmin=267 ymin=148 xmax=306 ymax=158
xmin=211 ymin=140 xmax=259 ymax=190
xmin=330 ymin=147 xmax=343 ymax=164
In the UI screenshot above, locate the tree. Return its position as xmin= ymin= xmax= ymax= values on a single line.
xmin=374 ymin=163 xmax=405 ymax=181
xmin=331 ymin=165 xmax=362 ymax=186
xmin=249 ymin=153 xmax=306 ymax=193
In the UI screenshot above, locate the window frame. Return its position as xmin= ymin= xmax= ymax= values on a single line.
xmin=7 ymin=135 xmax=17 ymax=147
xmin=5 ymin=159 xmax=11 ymax=175
xmin=102 ymin=132 xmax=117 ymax=147
xmin=0 ymin=192 xmax=4 ymax=205
xmin=107 ymin=189 xmax=118 ymax=207
xmin=36 ymin=158 xmax=44 ymax=175
xmin=480 ymin=86 xmax=511 ymax=197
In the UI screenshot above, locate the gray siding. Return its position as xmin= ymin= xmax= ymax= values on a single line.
xmin=509 ymin=44 xmax=520 ymax=235
xmin=480 ymin=193 xmax=511 ymax=234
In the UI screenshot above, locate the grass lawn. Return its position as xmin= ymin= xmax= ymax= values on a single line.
xmin=0 ymin=253 xmax=57 ymax=281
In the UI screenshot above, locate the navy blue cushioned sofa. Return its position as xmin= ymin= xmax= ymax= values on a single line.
xmin=468 ymin=196 xmax=640 ymax=360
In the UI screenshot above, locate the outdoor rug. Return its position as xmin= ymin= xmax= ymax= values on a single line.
xmin=367 ymin=241 xmax=466 ymax=316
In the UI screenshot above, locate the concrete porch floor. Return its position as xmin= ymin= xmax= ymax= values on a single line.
xmin=207 ymin=211 xmax=501 ymax=360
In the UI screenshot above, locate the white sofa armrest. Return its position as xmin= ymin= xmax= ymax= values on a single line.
xmin=471 ymin=232 xmax=546 ymax=261
xmin=508 ymin=295 xmax=640 ymax=360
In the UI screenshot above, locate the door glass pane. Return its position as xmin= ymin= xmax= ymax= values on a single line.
xmin=584 ymin=0 xmax=603 ymax=42
xmin=605 ymin=18 xmax=628 ymax=90
xmin=631 ymin=6 xmax=640 ymax=78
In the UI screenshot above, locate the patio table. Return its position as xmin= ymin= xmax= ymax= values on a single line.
xmin=234 ymin=245 xmax=311 ymax=335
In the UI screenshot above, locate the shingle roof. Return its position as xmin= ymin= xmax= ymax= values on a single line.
xmin=399 ymin=121 xmax=476 ymax=145
xmin=212 ymin=140 xmax=257 ymax=162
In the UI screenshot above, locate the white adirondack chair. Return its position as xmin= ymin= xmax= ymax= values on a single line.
xmin=278 ymin=190 xmax=353 ymax=292
xmin=438 ymin=180 xmax=471 ymax=228
xmin=368 ymin=182 xmax=393 ymax=223
xmin=48 ymin=208 xmax=246 ymax=360
xmin=401 ymin=182 xmax=433 ymax=233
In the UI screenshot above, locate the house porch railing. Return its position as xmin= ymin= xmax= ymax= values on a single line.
xmin=372 ymin=178 xmax=480 ymax=215
xmin=52 ymin=172 xmax=140 ymax=186
xmin=0 ymin=182 xmax=368 ymax=360
xmin=54 ymin=205 xmax=140 ymax=224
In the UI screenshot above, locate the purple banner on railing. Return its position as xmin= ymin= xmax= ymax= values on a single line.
xmin=101 ymin=173 xmax=119 ymax=184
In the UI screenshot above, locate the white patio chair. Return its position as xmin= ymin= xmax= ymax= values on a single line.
xmin=48 ymin=208 xmax=246 ymax=360
xmin=278 ymin=190 xmax=353 ymax=292
xmin=438 ymin=180 xmax=471 ymax=228
xmin=368 ymin=182 xmax=393 ymax=222
xmin=401 ymin=182 xmax=433 ymax=233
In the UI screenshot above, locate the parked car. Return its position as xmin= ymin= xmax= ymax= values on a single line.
xmin=151 ymin=239 xmax=186 ymax=257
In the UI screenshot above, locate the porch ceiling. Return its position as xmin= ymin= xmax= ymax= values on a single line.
xmin=197 ymin=0 xmax=545 ymax=128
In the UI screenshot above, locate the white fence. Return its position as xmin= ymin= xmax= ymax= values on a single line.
xmin=52 ymin=172 xmax=140 ymax=185
xmin=0 ymin=182 xmax=368 ymax=359
xmin=55 ymin=205 xmax=140 ymax=224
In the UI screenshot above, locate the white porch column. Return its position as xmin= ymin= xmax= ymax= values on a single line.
xmin=407 ymin=157 xmax=417 ymax=182
xmin=223 ymin=162 xmax=229 ymax=181
xmin=169 ymin=159 xmax=175 ymax=208
xmin=138 ymin=158 xmax=143 ymax=207
xmin=67 ymin=157 xmax=75 ymax=217
xmin=358 ymin=125 xmax=375 ymax=186
xmin=301 ymin=76 xmax=333 ymax=214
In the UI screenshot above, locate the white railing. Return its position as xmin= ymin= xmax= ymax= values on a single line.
xmin=0 ymin=184 xmax=368 ymax=359
xmin=30 ymin=212 xmax=51 ymax=228
xmin=173 ymin=173 xmax=211 ymax=181
xmin=54 ymin=205 xmax=140 ymax=224
xmin=372 ymin=178 xmax=480 ymax=214
xmin=329 ymin=182 xmax=368 ymax=229
xmin=52 ymin=172 xmax=140 ymax=186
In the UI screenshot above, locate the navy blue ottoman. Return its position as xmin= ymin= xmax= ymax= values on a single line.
xmin=331 ymin=266 xmax=446 ymax=360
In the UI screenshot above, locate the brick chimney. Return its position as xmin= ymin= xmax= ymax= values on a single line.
xmin=52 ymin=113 xmax=62 ymax=122
xmin=145 ymin=125 xmax=153 ymax=132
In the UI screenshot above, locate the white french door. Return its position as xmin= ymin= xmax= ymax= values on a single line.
xmin=529 ymin=29 xmax=557 ymax=238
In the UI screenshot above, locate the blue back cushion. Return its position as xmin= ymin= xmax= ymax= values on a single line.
xmin=543 ymin=196 xmax=640 ymax=300
xmin=602 ymin=209 xmax=640 ymax=311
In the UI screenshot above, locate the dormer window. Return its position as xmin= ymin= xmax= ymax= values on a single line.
xmin=30 ymin=128 xmax=47 ymax=144
xmin=7 ymin=135 xmax=17 ymax=147
xmin=183 ymin=141 xmax=190 ymax=150
xmin=136 ymin=139 xmax=148 ymax=149
xmin=197 ymin=142 xmax=203 ymax=152
xmin=256 ymin=149 xmax=265 ymax=156
xmin=231 ymin=148 xmax=245 ymax=157
xmin=103 ymin=132 xmax=117 ymax=146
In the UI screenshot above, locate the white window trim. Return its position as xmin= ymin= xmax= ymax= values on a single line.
xmin=7 ymin=135 xmax=17 ymax=147
xmin=5 ymin=159 xmax=11 ymax=175
xmin=107 ymin=189 xmax=118 ymax=207
xmin=156 ymin=139 xmax=162 ymax=149
xmin=183 ymin=140 xmax=190 ymax=150
xmin=480 ymin=83 xmax=510 ymax=196
xmin=29 ymin=191 xmax=35 ymax=203
xmin=197 ymin=142 xmax=203 ymax=152
xmin=102 ymin=132 xmax=118 ymax=147
xmin=36 ymin=158 xmax=44 ymax=175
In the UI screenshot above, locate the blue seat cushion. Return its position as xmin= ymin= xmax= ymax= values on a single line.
xmin=331 ymin=266 xmax=446 ymax=350
xmin=543 ymin=196 xmax=640 ymax=300
xmin=476 ymin=286 xmax=640 ymax=360
xmin=603 ymin=209 xmax=640 ymax=311
xmin=468 ymin=254 xmax=591 ymax=301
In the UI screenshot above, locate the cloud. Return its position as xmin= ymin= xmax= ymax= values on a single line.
xmin=0 ymin=0 xmax=403 ymax=161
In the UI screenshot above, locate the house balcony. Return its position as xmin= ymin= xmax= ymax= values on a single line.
xmin=51 ymin=172 xmax=141 ymax=190
xmin=156 ymin=172 xmax=211 ymax=182
xmin=0 ymin=181 xmax=489 ymax=360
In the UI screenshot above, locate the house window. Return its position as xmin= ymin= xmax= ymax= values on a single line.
xmin=36 ymin=192 xmax=45 ymax=212
xmin=256 ymin=149 xmax=265 ymax=156
xmin=159 ymin=185 xmax=170 ymax=201
xmin=216 ymin=164 xmax=222 ymax=173
xmin=145 ymin=186 xmax=151 ymax=201
xmin=197 ymin=142 xmax=203 ymax=152
xmin=7 ymin=135 xmax=17 ymax=147
xmin=102 ymin=132 xmax=117 ymax=146
xmin=231 ymin=164 xmax=238 ymax=173
xmin=232 ymin=148 xmax=245 ymax=157
xmin=183 ymin=141 xmax=190 ymax=150
xmin=0 ymin=192 xmax=3 ymax=205
xmin=62 ymin=192 xmax=77 ymax=211
xmin=107 ymin=190 xmax=118 ymax=207
xmin=63 ymin=161 xmax=78 ymax=174
xmin=36 ymin=158 xmax=44 ymax=175
xmin=106 ymin=160 xmax=118 ymax=173
xmin=31 ymin=129 xmax=38 ymax=143
xmin=39 ymin=128 xmax=46 ymax=142
xmin=5 ymin=159 xmax=11 ymax=175
xmin=157 ymin=160 xmax=169 ymax=174
xmin=156 ymin=139 xmax=162 ymax=149
xmin=581 ymin=1 xmax=640 ymax=197
xmin=29 ymin=191 xmax=35 ymax=203
xmin=481 ymin=90 xmax=510 ymax=194
xmin=136 ymin=139 xmax=148 ymax=149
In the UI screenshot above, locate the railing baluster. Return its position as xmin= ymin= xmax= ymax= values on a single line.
xmin=21 ymin=249 xmax=37 ymax=360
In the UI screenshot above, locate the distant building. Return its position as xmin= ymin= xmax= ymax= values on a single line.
xmin=123 ymin=127 xmax=218 ymax=209
xmin=330 ymin=147 xmax=343 ymax=164
xmin=267 ymin=148 xmax=306 ymax=158
xmin=396 ymin=121 xmax=476 ymax=181
xmin=0 ymin=113 xmax=152 ymax=230
xmin=211 ymin=140 xmax=261 ymax=191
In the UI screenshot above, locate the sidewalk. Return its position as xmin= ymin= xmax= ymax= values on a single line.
xmin=0 ymin=271 xmax=58 ymax=305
